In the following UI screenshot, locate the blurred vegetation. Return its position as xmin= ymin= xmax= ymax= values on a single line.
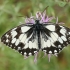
xmin=0 ymin=0 xmax=70 ymax=70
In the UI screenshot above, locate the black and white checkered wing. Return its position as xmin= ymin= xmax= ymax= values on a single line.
xmin=41 ymin=24 xmax=70 ymax=54
xmin=1 ymin=24 xmax=39 ymax=56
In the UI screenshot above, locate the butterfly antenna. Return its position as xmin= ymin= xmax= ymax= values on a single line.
xmin=42 ymin=6 xmax=49 ymax=14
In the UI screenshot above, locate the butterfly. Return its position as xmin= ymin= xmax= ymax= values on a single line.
xmin=1 ymin=9 xmax=70 ymax=62
xmin=1 ymin=19 xmax=70 ymax=57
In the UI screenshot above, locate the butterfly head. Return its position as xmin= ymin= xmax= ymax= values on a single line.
xmin=35 ymin=20 xmax=40 ymax=24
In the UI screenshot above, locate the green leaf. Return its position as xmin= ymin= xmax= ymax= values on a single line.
xmin=58 ymin=1 xmax=67 ymax=7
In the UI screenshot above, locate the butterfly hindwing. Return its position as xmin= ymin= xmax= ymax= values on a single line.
xmin=1 ymin=24 xmax=39 ymax=56
xmin=41 ymin=24 xmax=70 ymax=54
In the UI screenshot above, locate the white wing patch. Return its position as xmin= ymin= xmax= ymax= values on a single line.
xmin=15 ymin=39 xmax=20 ymax=46
xmin=32 ymin=38 xmax=38 ymax=48
xmin=50 ymin=32 xmax=58 ymax=42
xmin=60 ymin=28 xmax=66 ymax=36
xmin=5 ymin=34 xmax=9 ymax=38
xmin=61 ymin=36 xmax=67 ymax=41
xmin=23 ymin=43 xmax=28 ymax=49
xmin=6 ymin=39 xmax=9 ymax=43
xmin=21 ymin=26 xmax=30 ymax=33
xmin=11 ymin=31 xmax=17 ymax=38
xmin=45 ymin=25 xmax=55 ymax=31
xmin=20 ymin=34 xmax=27 ymax=43
xmin=29 ymin=41 xmax=33 ymax=49
xmin=58 ymin=37 xmax=63 ymax=44
xmin=11 ymin=38 xmax=16 ymax=44
xmin=19 ymin=34 xmax=24 ymax=40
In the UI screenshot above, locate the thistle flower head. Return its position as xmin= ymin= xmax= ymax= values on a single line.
xmin=25 ymin=11 xmax=55 ymax=24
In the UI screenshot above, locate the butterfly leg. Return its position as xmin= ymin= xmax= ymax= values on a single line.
xmin=47 ymin=54 xmax=51 ymax=62
xmin=43 ymin=51 xmax=51 ymax=62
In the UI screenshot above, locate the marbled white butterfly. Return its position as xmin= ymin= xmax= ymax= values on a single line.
xmin=1 ymin=11 xmax=70 ymax=62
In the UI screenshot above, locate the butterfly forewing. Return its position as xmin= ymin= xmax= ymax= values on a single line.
xmin=1 ymin=24 xmax=39 ymax=56
xmin=41 ymin=24 xmax=70 ymax=54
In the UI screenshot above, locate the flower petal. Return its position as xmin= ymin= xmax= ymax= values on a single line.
xmin=48 ymin=54 xmax=51 ymax=62
xmin=25 ymin=18 xmax=35 ymax=24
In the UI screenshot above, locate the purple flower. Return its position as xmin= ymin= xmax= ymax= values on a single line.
xmin=25 ymin=10 xmax=55 ymax=24
xmin=25 ymin=17 xmax=35 ymax=24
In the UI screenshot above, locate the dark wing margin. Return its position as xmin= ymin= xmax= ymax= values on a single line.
xmin=41 ymin=24 xmax=70 ymax=54
xmin=1 ymin=24 xmax=39 ymax=56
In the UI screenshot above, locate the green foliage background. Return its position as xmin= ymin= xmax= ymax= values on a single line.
xmin=0 ymin=0 xmax=70 ymax=70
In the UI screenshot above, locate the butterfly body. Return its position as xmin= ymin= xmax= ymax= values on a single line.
xmin=33 ymin=20 xmax=43 ymax=49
